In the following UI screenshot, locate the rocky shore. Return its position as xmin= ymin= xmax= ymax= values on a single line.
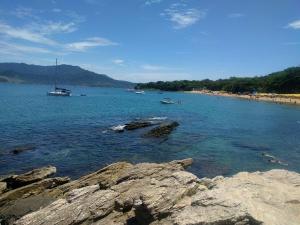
xmin=0 ymin=159 xmax=300 ymax=225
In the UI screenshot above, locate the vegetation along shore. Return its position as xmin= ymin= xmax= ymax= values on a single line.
xmin=136 ymin=67 xmax=300 ymax=105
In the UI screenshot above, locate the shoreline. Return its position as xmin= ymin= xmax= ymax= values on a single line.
xmin=187 ymin=90 xmax=300 ymax=106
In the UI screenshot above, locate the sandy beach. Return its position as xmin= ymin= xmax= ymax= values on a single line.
xmin=187 ymin=90 xmax=300 ymax=105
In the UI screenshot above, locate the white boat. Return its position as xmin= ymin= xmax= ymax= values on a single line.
xmin=135 ymin=90 xmax=145 ymax=94
xmin=47 ymin=59 xmax=72 ymax=97
xmin=160 ymin=98 xmax=175 ymax=104
xmin=47 ymin=87 xmax=72 ymax=96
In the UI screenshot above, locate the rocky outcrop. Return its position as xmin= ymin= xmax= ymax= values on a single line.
xmin=144 ymin=121 xmax=179 ymax=137
xmin=124 ymin=121 xmax=153 ymax=130
xmin=0 ymin=182 xmax=7 ymax=194
xmin=3 ymin=166 xmax=57 ymax=189
xmin=0 ymin=166 xmax=69 ymax=224
xmin=11 ymin=159 xmax=300 ymax=225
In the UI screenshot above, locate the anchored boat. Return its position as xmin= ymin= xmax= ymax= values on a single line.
xmin=47 ymin=59 xmax=72 ymax=97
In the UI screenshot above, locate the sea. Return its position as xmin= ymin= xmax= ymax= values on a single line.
xmin=0 ymin=83 xmax=300 ymax=179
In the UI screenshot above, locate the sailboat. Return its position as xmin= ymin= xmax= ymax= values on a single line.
xmin=47 ymin=59 xmax=72 ymax=96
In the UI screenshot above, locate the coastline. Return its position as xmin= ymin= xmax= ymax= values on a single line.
xmin=187 ymin=90 xmax=300 ymax=105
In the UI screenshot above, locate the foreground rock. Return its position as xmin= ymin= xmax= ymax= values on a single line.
xmin=0 ymin=166 xmax=69 ymax=224
xmin=0 ymin=182 xmax=7 ymax=194
xmin=144 ymin=121 xmax=179 ymax=137
xmin=3 ymin=166 xmax=57 ymax=189
xmin=13 ymin=159 xmax=300 ymax=225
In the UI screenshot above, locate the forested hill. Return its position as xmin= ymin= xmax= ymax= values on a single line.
xmin=0 ymin=63 xmax=133 ymax=88
xmin=136 ymin=67 xmax=300 ymax=94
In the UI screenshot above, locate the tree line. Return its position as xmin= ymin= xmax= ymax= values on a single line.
xmin=135 ymin=67 xmax=300 ymax=94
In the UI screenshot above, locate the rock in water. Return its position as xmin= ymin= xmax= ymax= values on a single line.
xmin=124 ymin=121 xmax=153 ymax=130
xmin=11 ymin=145 xmax=36 ymax=155
xmin=3 ymin=166 xmax=57 ymax=189
xmin=144 ymin=121 xmax=179 ymax=137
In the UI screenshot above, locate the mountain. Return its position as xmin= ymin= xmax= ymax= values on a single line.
xmin=136 ymin=67 xmax=300 ymax=94
xmin=0 ymin=63 xmax=133 ymax=88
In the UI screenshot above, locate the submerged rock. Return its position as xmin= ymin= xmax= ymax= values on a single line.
xmin=144 ymin=121 xmax=179 ymax=137
xmin=3 ymin=166 xmax=57 ymax=189
xmin=1 ymin=159 xmax=298 ymax=225
xmin=10 ymin=145 xmax=36 ymax=155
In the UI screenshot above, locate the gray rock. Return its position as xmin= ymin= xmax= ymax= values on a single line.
xmin=124 ymin=121 xmax=153 ymax=130
xmin=11 ymin=160 xmax=300 ymax=225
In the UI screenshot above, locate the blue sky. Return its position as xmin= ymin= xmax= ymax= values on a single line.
xmin=0 ymin=0 xmax=299 ymax=82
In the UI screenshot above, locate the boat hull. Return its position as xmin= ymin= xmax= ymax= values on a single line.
xmin=47 ymin=92 xmax=71 ymax=96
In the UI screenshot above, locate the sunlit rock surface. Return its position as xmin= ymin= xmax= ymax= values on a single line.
xmin=0 ymin=159 xmax=299 ymax=225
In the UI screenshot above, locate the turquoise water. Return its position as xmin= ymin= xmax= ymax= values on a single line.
xmin=0 ymin=83 xmax=300 ymax=178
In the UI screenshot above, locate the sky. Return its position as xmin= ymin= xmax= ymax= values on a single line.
xmin=0 ymin=0 xmax=299 ymax=82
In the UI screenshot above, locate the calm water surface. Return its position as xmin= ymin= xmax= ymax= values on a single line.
xmin=0 ymin=83 xmax=300 ymax=178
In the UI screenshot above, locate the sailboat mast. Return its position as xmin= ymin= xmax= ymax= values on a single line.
xmin=55 ymin=58 xmax=57 ymax=89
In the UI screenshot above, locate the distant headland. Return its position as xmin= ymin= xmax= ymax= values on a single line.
xmin=0 ymin=63 xmax=134 ymax=88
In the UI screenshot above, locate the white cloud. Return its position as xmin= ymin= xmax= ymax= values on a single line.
xmin=39 ymin=21 xmax=77 ymax=34
xmin=145 ymin=0 xmax=163 ymax=6
xmin=10 ymin=6 xmax=39 ymax=19
xmin=112 ymin=59 xmax=125 ymax=65
xmin=66 ymin=37 xmax=118 ymax=52
xmin=228 ymin=13 xmax=244 ymax=18
xmin=141 ymin=64 xmax=166 ymax=71
xmin=162 ymin=4 xmax=206 ymax=29
xmin=0 ymin=41 xmax=53 ymax=55
xmin=287 ymin=20 xmax=300 ymax=29
xmin=0 ymin=21 xmax=57 ymax=45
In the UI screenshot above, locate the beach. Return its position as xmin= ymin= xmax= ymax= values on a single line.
xmin=188 ymin=90 xmax=300 ymax=105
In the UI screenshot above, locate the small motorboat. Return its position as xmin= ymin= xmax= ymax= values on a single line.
xmin=160 ymin=98 xmax=175 ymax=104
xmin=135 ymin=90 xmax=145 ymax=94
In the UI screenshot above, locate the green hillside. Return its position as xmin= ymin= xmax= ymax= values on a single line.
xmin=136 ymin=67 xmax=300 ymax=94
xmin=0 ymin=63 xmax=133 ymax=88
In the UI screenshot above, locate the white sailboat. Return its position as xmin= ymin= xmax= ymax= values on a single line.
xmin=47 ymin=59 xmax=72 ymax=96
